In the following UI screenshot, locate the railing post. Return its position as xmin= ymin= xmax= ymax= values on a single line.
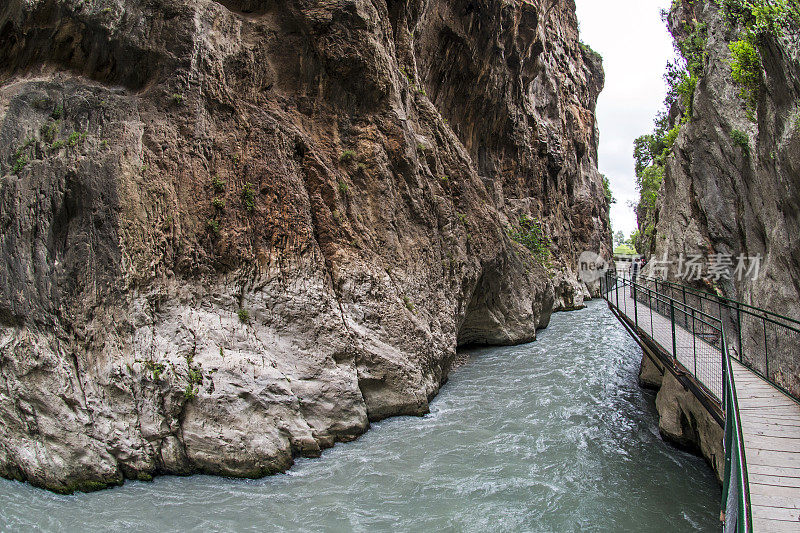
xmin=736 ymin=302 xmax=742 ymax=362
xmin=763 ymin=315 xmax=769 ymax=380
xmin=623 ymin=280 xmax=627 ymax=314
xmin=682 ymin=285 xmax=688 ymax=328
xmin=692 ymin=308 xmax=697 ymax=376
xmin=722 ymin=356 xmax=727 ymax=406
xmin=670 ymin=299 xmax=677 ymax=361
xmin=634 ymin=282 xmax=638 ymax=329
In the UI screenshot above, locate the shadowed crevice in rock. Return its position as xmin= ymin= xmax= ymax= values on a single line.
xmin=0 ymin=1 xmax=172 ymax=92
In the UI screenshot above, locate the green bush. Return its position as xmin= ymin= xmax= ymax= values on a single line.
xmin=211 ymin=176 xmax=225 ymax=192
xmin=578 ymin=42 xmax=602 ymax=63
xmin=720 ymin=0 xmax=800 ymax=35
xmin=241 ymin=183 xmax=255 ymax=212
xmin=339 ymin=150 xmax=356 ymax=163
xmin=662 ymin=21 xmax=707 ymax=123
xmin=139 ymin=360 xmax=166 ymax=381
xmin=731 ymin=128 xmax=750 ymax=154
xmin=40 ymin=121 xmax=59 ymax=143
xmin=637 ymin=165 xmax=665 ymax=212
xmin=207 ymin=219 xmax=220 ymax=234
xmin=662 ymin=124 xmax=681 ymax=155
xmin=602 ymin=175 xmax=615 ymax=204
xmin=238 ymin=308 xmax=250 ymax=323
xmin=729 ymin=39 xmax=762 ymax=117
xmin=614 ymin=244 xmax=637 ymax=256
xmin=67 ymin=131 xmax=86 ymax=147
xmin=12 ymin=153 xmax=28 ymax=174
xmin=212 ymin=197 xmax=226 ymax=210
xmin=507 ymin=215 xmax=551 ymax=264
xmin=338 ymin=180 xmax=349 ymax=194
xmin=187 ymin=367 xmax=203 ymax=385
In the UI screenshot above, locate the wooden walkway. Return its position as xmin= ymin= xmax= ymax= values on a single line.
xmin=607 ymin=283 xmax=800 ymax=531
xmin=732 ymin=363 xmax=800 ymax=531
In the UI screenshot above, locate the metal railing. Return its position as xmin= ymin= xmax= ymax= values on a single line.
xmin=600 ymin=272 xmax=752 ymax=533
xmin=635 ymin=275 xmax=800 ymax=405
xmin=722 ymin=333 xmax=753 ymax=533
xmin=600 ymin=272 xmax=724 ymax=400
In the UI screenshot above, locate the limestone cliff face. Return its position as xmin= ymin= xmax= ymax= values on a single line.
xmin=0 ymin=0 xmax=609 ymax=492
xmin=646 ymin=0 xmax=800 ymax=396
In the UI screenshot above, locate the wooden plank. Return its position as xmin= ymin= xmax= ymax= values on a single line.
xmin=740 ymin=418 xmax=800 ymax=428
xmin=738 ymin=403 xmax=800 ymax=411
xmin=745 ymin=430 xmax=800 ymax=439
xmin=741 ymin=418 xmax=800 ymax=425
xmin=745 ymin=452 xmax=800 ymax=469
xmin=749 ymin=482 xmax=800 ymax=499
xmin=753 ymin=518 xmax=800 ymax=532
xmin=738 ymin=399 xmax=800 ymax=408
xmin=752 ymin=517 xmax=800 ymax=532
xmin=739 ymin=397 xmax=800 ymax=406
xmin=742 ymin=436 xmax=800 ymax=453
xmin=751 ymin=476 xmax=800 ymax=489
xmin=751 ymin=505 xmax=800 ymax=519
xmin=741 ymin=412 xmax=800 ymax=420
xmin=749 ymin=493 xmax=800 ymax=509
xmin=747 ymin=464 xmax=800 ymax=477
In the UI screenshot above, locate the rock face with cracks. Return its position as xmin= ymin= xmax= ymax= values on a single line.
xmin=646 ymin=0 xmax=800 ymax=397
xmin=0 ymin=0 xmax=610 ymax=492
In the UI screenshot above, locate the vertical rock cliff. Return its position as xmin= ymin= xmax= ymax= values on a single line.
xmin=642 ymin=0 xmax=800 ymax=397
xmin=0 ymin=0 xmax=610 ymax=492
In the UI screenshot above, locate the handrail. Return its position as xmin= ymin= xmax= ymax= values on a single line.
xmin=633 ymin=283 xmax=722 ymax=331
xmin=601 ymin=271 xmax=752 ymax=533
xmin=722 ymin=334 xmax=753 ymax=533
xmin=637 ymin=275 xmax=800 ymax=330
xmin=629 ymin=274 xmax=800 ymax=405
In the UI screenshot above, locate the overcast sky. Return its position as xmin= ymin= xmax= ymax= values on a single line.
xmin=574 ymin=0 xmax=676 ymax=237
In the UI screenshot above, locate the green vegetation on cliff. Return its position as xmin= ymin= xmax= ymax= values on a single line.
xmin=720 ymin=0 xmax=800 ymax=116
xmin=507 ymin=215 xmax=551 ymax=265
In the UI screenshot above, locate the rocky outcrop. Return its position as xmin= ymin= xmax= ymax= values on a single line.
xmin=0 ymin=0 xmax=610 ymax=492
xmin=644 ymin=0 xmax=800 ymax=395
xmin=653 ymin=364 xmax=724 ymax=483
xmin=638 ymin=351 xmax=664 ymax=390
xmin=636 ymin=351 xmax=722 ymax=482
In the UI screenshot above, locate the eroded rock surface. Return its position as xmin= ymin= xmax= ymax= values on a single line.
xmin=654 ymin=369 xmax=724 ymax=483
xmin=0 ymin=0 xmax=610 ymax=491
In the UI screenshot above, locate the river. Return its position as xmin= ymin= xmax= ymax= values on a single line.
xmin=0 ymin=300 xmax=720 ymax=532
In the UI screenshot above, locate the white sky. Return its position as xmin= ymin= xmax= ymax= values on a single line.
xmin=574 ymin=0 xmax=676 ymax=237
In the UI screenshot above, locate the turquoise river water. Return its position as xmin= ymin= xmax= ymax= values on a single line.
xmin=0 ymin=300 xmax=720 ymax=532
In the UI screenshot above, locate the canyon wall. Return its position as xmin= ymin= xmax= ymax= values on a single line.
xmin=641 ymin=0 xmax=800 ymax=396
xmin=0 ymin=0 xmax=610 ymax=492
